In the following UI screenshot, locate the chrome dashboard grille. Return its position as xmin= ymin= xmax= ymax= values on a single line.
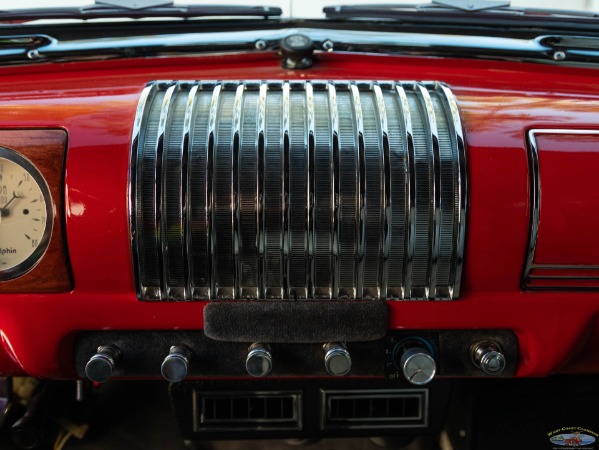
xmin=130 ymin=80 xmax=467 ymax=301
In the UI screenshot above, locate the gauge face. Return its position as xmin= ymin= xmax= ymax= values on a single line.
xmin=0 ymin=147 xmax=53 ymax=280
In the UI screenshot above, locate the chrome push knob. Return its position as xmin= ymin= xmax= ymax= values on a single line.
xmin=323 ymin=342 xmax=352 ymax=376
xmin=246 ymin=343 xmax=272 ymax=377
xmin=161 ymin=345 xmax=192 ymax=382
xmin=471 ymin=341 xmax=506 ymax=375
xmin=85 ymin=345 xmax=120 ymax=383
xmin=400 ymin=347 xmax=436 ymax=385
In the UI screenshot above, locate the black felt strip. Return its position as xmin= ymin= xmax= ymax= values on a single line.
xmin=203 ymin=300 xmax=388 ymax=343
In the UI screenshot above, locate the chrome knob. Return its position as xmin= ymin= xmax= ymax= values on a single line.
xmin=161 ymin=345 xmax=192 ymax=382
xmin=246 ymin=343 xmax=272 ymax=377
xmin=323 ymin=342 xmax=351 ymax=376
xmin=400 ymin=347 xmax=436 ymax=385
xmin=85 ymin=345 xmax=120 ymax=383
xmin=471 ymin=342 xmax=506 ymax=375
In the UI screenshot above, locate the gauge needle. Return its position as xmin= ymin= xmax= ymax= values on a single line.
xmin=0 ymin=191 xmax=21 ymax=218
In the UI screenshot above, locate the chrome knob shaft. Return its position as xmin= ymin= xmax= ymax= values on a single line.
xmin=161 ymin=345 xmax=192 ymax=382
xmin=471 ymin=341 xmax=506 ymax=375
xmin=323 ymin=342 xmax=352 ymax=376
xmin=85 ymin=345 xmax=120 ymax=383
xmin=246 ymin=343 xmax=272 ymax=377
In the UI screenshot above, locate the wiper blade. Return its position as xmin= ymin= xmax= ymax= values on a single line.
xmin=0 ymin=4 xmax=282 ymax=23
xmin=324 ymin=2 xmax=599 ymax=20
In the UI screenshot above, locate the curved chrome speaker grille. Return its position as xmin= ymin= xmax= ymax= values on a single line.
xmin=130 ymin=80 xmax=467 ymax=301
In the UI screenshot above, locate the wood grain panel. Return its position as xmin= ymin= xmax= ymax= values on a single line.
xmin=0 ymin=129 xmax=71 ymax=293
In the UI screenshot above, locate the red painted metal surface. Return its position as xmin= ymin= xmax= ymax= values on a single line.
xmin=535 ymin=133 xmax=599 ymax=266
xmin=0 ymin=52 xmax=598 ymax=378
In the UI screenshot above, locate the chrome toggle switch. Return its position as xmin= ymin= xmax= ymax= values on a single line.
xmin=400 ymin=347 xmax=437 ymax=386
xmin=161 ymin=345 xmax=192 ymax=382
xmin=323 ymin=342 xmax=352 ymax=376
xmin=471 ymin=341 xmax=506 ymax=375
xmin=85 ymin=345 xmax=120 ymax=383
xmin=246 ymin=343 xmax=272 ymax=377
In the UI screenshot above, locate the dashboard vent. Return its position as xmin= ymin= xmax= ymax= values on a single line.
xmin=321 ymin=389 xmax=428 ymax=430
xmin=130 ymin=80 xmax=467 ymax=301
xmin=193 ymin=391 xmax=302 ymax=432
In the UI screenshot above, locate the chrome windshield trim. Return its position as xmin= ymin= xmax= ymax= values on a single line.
xmin=6 ymin=26 xmax=574 ymax=67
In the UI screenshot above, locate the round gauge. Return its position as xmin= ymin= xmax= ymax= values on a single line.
xmin=0 ymin=147 xmax=53 ymax=281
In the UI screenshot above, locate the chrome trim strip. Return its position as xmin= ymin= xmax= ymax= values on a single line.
xmin=183 ymin=83 xmax=199 ymax=300
xmin=138 ymin=84 xmax=169 ymax=301
xmin=328 ymin=82 xmax=340 ymax=299
xmin=311 ymin=81 xmax=333 ymax=299
xmin=161 ymin=82 xmax=188 ymax=300
xmin=286 ymin=81 xmax=308 ymax=299
xmin=407 ymin=82 xmax=433 ymax=299
xmin=237 ymin=81 xmax=260 ymax=299
xmin=257 ymin=82 xmax=267 ymax=299
xmin=188 ymin=81 xmax=216 ymax=300
xmin=374 ymin=83 xmax=389 ymax=299
xmin=26 ymin=28 xmax=563 ymax=68
xmin=130 ymin=82 xmax=157 ymax=300
xmin=524 ymin=129 xmax=541 ymax=289
xmin=335 ymin=82 xmax=358 ymax=299
xmin=529 ymin=275 xmax=599 ymax=280
xmin=350 ymin=83 xmax=364 ymax=299
xmin=439 ymin=84 xmax=467 ymax=299
xmin=263 ymin=82 xmax=284 ymax=299
xmin=306 ymin=81 xmax=315 ymax=298
xmin=156 ymin=82 xmax=178 ymax=300
xmin=396 ymin=84 xmax=415 ymax=299
xmin=532 ymin=264 xmax=599 ymax=270
xmin=232 ymin=83 xmax=244 ymax=299
xmin=357 ymin=81 xmax=384 ymax=300
xmin=415 ymin=83 xmax=439 ymax=300
xmin=282 ymin=81 xmax=290 ymax=298
xmin=524 ymin=128 xmax=599 ymax=289
xmin=204 ymin=83 xmax=221 ymax=299
xmin=379 ymin=81 xmax=405 ymax=300
xmin=210 ymin=83 xmax=234 ymax=300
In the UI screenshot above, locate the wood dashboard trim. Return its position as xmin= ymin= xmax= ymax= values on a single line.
xmin=0 ymin=129 xmax=72 ymax=293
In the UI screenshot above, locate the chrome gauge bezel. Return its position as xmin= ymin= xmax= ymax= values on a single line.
xmin=0 ymin=146 xmax=54 ymax=281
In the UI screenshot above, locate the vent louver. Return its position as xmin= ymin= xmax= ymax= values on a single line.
xmin=321 ymin=389 xmax=428 ymax=430
xmin=130 ymin=80 xmax=467 ymax=301
xmin=193 ymin=391 xmax=302 ymax=432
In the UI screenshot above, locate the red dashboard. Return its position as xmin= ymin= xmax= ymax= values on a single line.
xmin=0 ymin=51 xmax=598 ymax=381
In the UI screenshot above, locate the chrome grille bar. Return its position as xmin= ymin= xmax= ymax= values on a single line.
xmin=213 ymin=84 xmax=236 ymax=299
xmin=188 ymin=82 xmax=215 ymax=300
xmin=238 ymin=82 xmax=260 ymax=299
xmin=337 ymin=83 xmax=359 ymax=299
xmin=130 ymin=80 xmax=467 ymax=301
xmin=162 ymin=84 xmax=188 ymax=300
xmin=312 ymin=81 xmax=333 ymax=299
xmin=287 ymin=82 xmax=308 ymax=299
xmin=408 ymin=84 xmax=433 ymax=299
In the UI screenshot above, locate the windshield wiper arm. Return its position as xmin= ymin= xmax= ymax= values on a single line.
xmin=0 ymin=4 xmax=282 ymax=22
xmin=324 ymin=2 xmax=599 ymax=20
